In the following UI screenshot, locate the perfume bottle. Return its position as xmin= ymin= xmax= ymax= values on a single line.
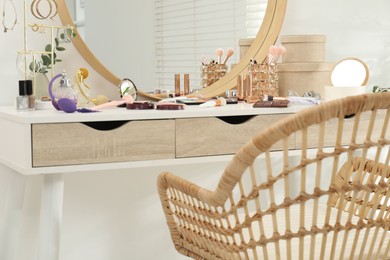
xmin=49 ymin=71 xmax=78 ymax=110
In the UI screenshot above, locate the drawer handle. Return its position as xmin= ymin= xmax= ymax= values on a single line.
xmin=82 ymin=121 xmax=129 ymax=131
xmin=216 ymin=115 xmax=256 ymax=125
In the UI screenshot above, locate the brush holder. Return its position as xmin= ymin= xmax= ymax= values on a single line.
xmin=201 ymin=63 xmax=228 ymax=88
xmin=248 ymin=62 xmax=279 ymax=99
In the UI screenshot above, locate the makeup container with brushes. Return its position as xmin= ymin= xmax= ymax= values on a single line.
xmin=201 ymin=48 xmax=234 ymax=88
xmin=201 ymin=63 xmax=228 ymax=88
xmin=247 ymin=59 xmax=279 ymax=100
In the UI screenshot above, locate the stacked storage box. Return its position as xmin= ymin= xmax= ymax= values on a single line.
xmin=278 ymin=35 xmax=333 ymax=98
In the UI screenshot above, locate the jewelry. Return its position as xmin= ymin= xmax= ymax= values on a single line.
xmin=57 ymin=24 xmax=75 ymax=43
xmin=49 ymin=0 xmax=57 ymax=20
xmin=31 ymin=0 xmax=57 ymax=20
xmin=2 ymin=0 xmax=17 ymax=32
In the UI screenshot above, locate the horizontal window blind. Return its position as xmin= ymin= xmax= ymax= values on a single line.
xmin=154 ymin=0 xmax=266 ymax=90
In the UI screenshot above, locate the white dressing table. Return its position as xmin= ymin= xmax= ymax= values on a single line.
xmin=0 ymin=103 xmax=313 ymax=260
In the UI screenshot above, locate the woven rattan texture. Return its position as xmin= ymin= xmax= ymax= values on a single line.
xmin=158 ymin=93 xmax=390 ymax=259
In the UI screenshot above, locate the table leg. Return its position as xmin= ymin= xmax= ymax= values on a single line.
xmin=0 ymin=166 xmax=26 ymax=260
xmin=37 ymin=174 xmax=64 ymax=260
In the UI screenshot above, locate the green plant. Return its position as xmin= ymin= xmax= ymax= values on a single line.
xmin=29 ymin=28 xmax=77 ymax=74
xmin=372 ymin=86 xmax=389 ymax=93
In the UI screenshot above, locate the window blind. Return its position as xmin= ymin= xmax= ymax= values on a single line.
xmin=154 ymin=0 xmax=266 ymax=90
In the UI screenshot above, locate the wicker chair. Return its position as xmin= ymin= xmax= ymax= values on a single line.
xmin=158 ymin=93 xmax=390 ymax=259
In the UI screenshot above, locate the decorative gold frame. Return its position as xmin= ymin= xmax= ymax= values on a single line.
xmin=57 ymin=0 xmax=287 ymax=99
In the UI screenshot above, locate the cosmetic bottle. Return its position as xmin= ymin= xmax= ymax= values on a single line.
xmin=16 ymin=80 xmax=30 ymax=111
xmin=25 ymin=80 xmax=36 ymax=110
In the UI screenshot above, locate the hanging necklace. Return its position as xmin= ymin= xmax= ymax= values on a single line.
xmin=2 ymin=0 xmax=17 ymax=32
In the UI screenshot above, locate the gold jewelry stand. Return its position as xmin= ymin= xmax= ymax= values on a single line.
xmin=17 ymin=0 xmax=74 ymax=96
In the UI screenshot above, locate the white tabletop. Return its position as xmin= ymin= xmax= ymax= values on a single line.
xmin=0 ymin=102 xmax=311 ymax=124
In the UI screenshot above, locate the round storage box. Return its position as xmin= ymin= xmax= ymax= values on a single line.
xmin=278 ymin=62 xmax=334 ymax=97
xmin=323 ymin=86 xmax=367 ymax=101
xmin=280 ymin=35 xmax=326 ymax=63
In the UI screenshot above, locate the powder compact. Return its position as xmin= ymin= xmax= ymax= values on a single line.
xmin=156 ymin=103 xmax=185 ymax=110
xmin=126 ymin=101 xmax=155 ymax=110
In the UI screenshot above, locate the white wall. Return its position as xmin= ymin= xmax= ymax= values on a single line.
xmin=1 ymin=1 xmax=390 ymax=260
xmin=279 ymin=0 xmax=390 ymax=89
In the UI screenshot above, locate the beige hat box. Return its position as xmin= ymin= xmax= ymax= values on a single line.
xmin=278 ymin=62 xmax=333 ymax=97
xmin=280 ymin=35 xmax=326 ymax=63
xmin=278 ymin=34 xmax=332 ymax=98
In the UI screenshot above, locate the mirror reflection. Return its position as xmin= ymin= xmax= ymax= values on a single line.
xmin=65 ymin=0 xmax=267 ymax=92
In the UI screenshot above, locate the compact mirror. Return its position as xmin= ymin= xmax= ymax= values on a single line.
xmin=119 ymin=78 xmax=137 ymax=100
xmin=331 ymin=58 xmax=369 ymax=87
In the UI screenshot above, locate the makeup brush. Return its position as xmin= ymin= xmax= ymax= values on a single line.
xmin=268 ymin=45 xmax=278 ymax=64
xmin=222 ymin=48 xmax=234 ymax=64
xmin=216 ymin=48 xmax=224 ymax=64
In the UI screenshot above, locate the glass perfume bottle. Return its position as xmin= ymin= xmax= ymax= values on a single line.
xmin=49 ymin=71 xmax=78 ymax=110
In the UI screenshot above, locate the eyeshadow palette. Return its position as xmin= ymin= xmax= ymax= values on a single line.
xmin=156 ymin=103 xmax=185 ymax=110
xmin=253 ymin=100 xmax=289 ymax=108
xmin=126 ymin=102 xmax=155 ymax=110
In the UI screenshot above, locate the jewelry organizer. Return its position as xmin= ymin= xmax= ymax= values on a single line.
xmin=17 ymin=0 xmax=74 ymax=96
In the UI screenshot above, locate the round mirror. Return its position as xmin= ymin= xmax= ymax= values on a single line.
xmin=118 ymin=78 xmax=137 ymax=100
xmin=331 ymin=58 xmax=369 ymax=87
xmin=56 ymin=0 xmax=287 ymax=99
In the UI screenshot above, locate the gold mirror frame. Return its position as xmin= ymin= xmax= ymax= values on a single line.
xmin=56 ymin=0 xmax=287 ymax=99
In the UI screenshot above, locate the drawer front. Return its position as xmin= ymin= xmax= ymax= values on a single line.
xmin=296 ymin=110 xmax=388 ymax=149
xmin=176 ymin=114 xmax=293 ymax=158
xmin=32 ymin=120 xmax=175 ymax=167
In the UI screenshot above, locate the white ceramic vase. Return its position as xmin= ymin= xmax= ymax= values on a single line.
xmin=34 ymin=73 xmax=50 ymax=100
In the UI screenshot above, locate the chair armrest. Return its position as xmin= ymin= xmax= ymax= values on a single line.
xmin=329 ymin=157 xmax=390 ymax=219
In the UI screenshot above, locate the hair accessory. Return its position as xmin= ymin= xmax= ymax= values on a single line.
xmin=2 ymin=0 xmax=17 ymax=32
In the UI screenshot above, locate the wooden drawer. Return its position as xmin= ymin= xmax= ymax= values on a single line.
xmin=176 ymin=114 xmax=293 ymax=158
xmin=32 ymin=120 xmax=175 ymax=167
xmin=296 ymin=110 xmax=388 ymax=149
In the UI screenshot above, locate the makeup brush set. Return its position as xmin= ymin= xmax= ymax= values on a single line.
xmin=201 ymin=48 xmax=234 ymax=88
xmin=242 ymin=44 xmax=286 ymax=101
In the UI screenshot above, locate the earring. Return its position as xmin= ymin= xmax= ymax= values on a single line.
xmin=57 ymin=25 xmax=75 ymax=43
xmin=31 ymin=0 xmax=57 ymax=20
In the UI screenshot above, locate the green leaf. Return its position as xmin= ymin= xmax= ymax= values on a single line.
xmin=60 ymin=33 xmax=65 ymax=40
xmin=55 ymin=38 xmax=59 ymax=47
xmin=41 ymin=55 xmax=51 ymax=66
xmin=55 ymin=59 xmax=62 ymax=62
xmin=45 ymin=44 xmax=52 ymax=52
xmin=56 ymin=46 xmax=66 ymax=51
xmin=372 ymin=86 xmax=379 ymax=93
xmin=29 ymin=61 xmax=34 ymax=72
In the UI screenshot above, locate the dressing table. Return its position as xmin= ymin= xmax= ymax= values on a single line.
xmin=0 ymin=100 xmax=385 ymax=260
xmin=0 ymin=103 xmax=305 ymax=260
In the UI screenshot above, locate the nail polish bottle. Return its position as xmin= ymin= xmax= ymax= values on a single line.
xmin=25 ymin=80 xmax=36 ymax=110
xmin=16 ymin=80 xmax=29 ymax=111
